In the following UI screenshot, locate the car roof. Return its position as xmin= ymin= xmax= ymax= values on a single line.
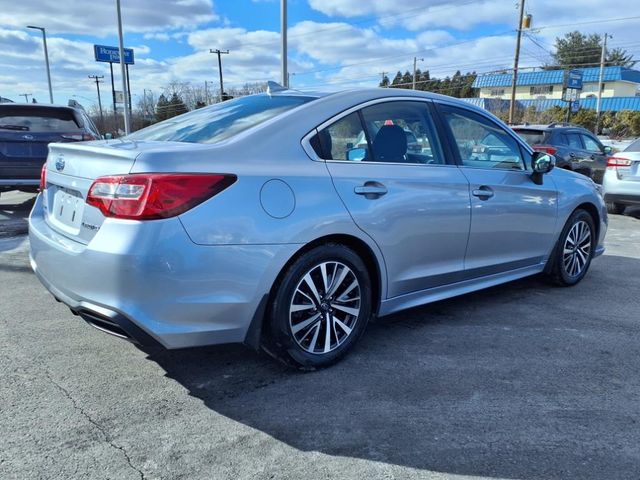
xmin=0 ymin=103 xmax=82 ymax=113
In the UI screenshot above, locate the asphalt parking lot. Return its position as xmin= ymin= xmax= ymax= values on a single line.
xmin=1 ymin=191 xmax=640 ymax=480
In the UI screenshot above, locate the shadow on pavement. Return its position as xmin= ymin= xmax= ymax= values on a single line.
xmin=0 ymin=192 xmax=36 ymax=242
xmin=140 ymin=254 xmax=640 ymax=480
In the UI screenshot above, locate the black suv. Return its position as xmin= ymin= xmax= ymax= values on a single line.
xmin=513 ymin=123 xmax=612 ymax=184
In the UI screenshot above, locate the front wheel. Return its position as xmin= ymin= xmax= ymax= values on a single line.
xmin=546 ymin=209 xmax=595 ymax=286
xmin=265 ymin=244 xmax=372 ymax=370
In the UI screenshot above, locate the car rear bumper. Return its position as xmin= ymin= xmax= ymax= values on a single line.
xmin=29 ymin=194 xmax=301 ymax=349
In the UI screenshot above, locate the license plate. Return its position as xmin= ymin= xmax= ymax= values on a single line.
xmin=52 ymin=188 xmax=84 ymax=230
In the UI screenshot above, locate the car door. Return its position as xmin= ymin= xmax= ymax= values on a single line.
xmin=435 ymin=103 xmax=558 ymax=276
xmin=580 ymin=133 xmax=608 ymax=184
xmin=311 ymin=100 xmax=471 ymax=298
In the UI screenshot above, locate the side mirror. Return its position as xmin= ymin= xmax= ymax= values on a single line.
xmin=346 ymin=147 xmax=367 ymax=161
xmin=531 ymin=151 xmax=555 ymax=185
xmin=603 ymin=145 xmax=613 ymax=155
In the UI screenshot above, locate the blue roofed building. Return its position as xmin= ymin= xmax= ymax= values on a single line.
xmin=472 ymin=66 xmax=640 ymax=112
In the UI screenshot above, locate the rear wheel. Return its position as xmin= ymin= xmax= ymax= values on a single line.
xmin=546 ymin=209 xmax=595 ymax=286
xmin=606 ymin=201 xmax=625 ymax=215
xmin=265 ymin=244 xmax=372 ymax=370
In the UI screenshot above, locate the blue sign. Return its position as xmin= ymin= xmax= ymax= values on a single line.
xmin=566 ymin=70 xmax=583 ymax=90
xmin=571 ymin=100 xmax=580 ymax=113
xmin=94 ymin=45 xmax=134 ymax=64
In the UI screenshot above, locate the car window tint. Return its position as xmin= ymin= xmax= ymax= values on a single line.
xmin=514 ymin=129 xmax=545 ymax=145
xmin=441 ymin=106 xmax=524 ymax=170
xmin=0 ymin=108 xmax=81 ymax=132
xmin=314 ymin=112 xmax=364 ymax=161
xmin=127 ymin=95 xmax=315 ymax=144
xmin=565 ymin=133 xmax=583 ymax=149
xmin=359 ymin=101 xmax=444 ymax=164
xmin=581 ymin=134 xmax=602 ymax=153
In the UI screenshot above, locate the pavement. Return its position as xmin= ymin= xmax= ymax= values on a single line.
xmin=1 ymin=191 xmax=640 ymax=480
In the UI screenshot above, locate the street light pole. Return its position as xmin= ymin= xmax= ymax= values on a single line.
xmin=508 ymin=0 xmax=526 ymax=125
xmin=281 ymin=0 xmax=288 ymax=87
xmin=115 ymin=0 xmax=131 ymax=134
xmin=595 ymin=33 xmax=610 ymax=134
xmin=27 ymin=26 xmax=53 ymax=104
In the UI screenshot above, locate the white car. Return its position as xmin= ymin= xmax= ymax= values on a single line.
xmin=602 ymin=138 xmax=640 ymax=214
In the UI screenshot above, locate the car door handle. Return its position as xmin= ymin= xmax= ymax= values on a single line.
xmin=472 ymin=186 xmax=494 ymax=199
xmin=354 ymin=182 xmax=387 ymax=198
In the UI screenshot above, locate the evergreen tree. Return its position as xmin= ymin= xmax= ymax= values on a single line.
xmin=155 ymin=94 xmax=169 ymax=121
xmin=166 ymin=93 xmax=188 ymax=119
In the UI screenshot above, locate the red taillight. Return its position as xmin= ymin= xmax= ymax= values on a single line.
xmin=61 ymin=133 xmax=97 ymax=141
xmin=533 ymin=145 xmax=558 ymax=155
xmin=39 ymin=163 xmax=47 ymax=191
xmin=606 ymin=157 xmax=632 ymax=168
xmin=86 ymin=173 xmax=236 ymax=220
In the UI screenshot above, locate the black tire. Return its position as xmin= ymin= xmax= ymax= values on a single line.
xmin=264 ymin=243 xmax=372 ymax=370
xmin=546 ymin=209 xmax=596 ymax=287
xmin=606 ymin=201 xmax=625 ymax=215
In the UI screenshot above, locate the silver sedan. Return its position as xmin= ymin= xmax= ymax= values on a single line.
xmin=29 ymin=86 xmax=607 ymax=369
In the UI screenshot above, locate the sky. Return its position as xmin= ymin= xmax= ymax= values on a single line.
xmin=0 ymin=0 xmax=639 ymax=109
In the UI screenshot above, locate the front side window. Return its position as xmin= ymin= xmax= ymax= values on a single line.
xmin=440 ymin=105 xmax=525 ymax=170
xmin=581 ymin=134 xmax=603 ymax=153
xmin=564 ymin=133 xmax=583 ymax=150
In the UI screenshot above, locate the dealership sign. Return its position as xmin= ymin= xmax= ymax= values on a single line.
xmin=93 ymin=45 xmax=134 ymax=64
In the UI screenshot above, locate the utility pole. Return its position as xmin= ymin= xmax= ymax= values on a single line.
xmin=595 ymin=33 xmax=610 ymax=134
xmin=281 ymin=0 xmax=288 ymax=87
xmin=413 ymin=57 xmax=424 ymax=90
xmin=204 ymin=81 xmax=210 ymax=105
xmin=88 ymin=75 xmax=104 ymax=123
xmin=210 ymin=49 xmax=229 ymax=102
xmin=116 ymin=0 xmax=130 ymax=134
xmin=508 ymin=0 xmax=526 ymax=125
xmin=20 ymin=93 xmax=32 ymax=103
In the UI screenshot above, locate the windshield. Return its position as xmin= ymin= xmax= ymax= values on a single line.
xmin=513 ymin=129 xmax=545 ymax=146
xmin=127 ymin=94 xmax=316 ymax=144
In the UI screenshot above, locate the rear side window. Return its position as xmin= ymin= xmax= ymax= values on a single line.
xmin=0 ymin=107 xmax=81 ymax=132
xmin=127 ymin=94 xmax=315 ymax=144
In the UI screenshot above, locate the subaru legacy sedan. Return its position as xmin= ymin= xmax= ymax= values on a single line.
xmin=29 ymin=87 xmax=607 ymax=369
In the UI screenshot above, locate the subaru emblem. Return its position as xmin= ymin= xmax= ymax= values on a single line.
xmin=22 ymin=134 xmax=34 ymax=140
xmin=55 ymin=156 xmax=65 ymax=172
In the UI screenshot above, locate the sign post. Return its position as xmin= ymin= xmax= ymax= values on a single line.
xmin=562 ymin=70 xmax=583 ymax=122
xmin=94 ymin=45 xmax=134 ymax=133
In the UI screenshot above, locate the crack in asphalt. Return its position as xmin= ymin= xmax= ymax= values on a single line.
xmin=42 ymin=370 xmax=145 ymax=480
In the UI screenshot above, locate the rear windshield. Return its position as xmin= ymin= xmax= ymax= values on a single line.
xmin=0 ymin=107 xmax=81 ymax=132
xmin=127 ymin=94 xmax=316 ymax=144
xmin=624 ymin=138 xmax=640 ymax=152
xmin=513 ymin=129 xmax=546 ymax=146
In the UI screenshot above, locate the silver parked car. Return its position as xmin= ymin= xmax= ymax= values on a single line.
xmin=29 ymin=87 xmax=607 ymax=369
xmin=602 ymin=138 xmax=640 ymax=214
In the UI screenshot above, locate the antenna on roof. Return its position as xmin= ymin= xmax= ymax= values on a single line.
xmin=267 ymin=81 xmax=287 ymax=96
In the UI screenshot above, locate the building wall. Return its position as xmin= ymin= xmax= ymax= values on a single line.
xmin=479 ymin=81 xmax=640 ymax=100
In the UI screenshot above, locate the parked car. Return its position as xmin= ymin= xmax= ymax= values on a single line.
xmin=0 ymin=104 xmax=100 ymax=196
xmin=513 ymin=123 xmax=612 ymax=183
xmin=29 ymin=88 xmax=607 ymax=369
xmin=602 ymin=137 xmax=640 ymax=214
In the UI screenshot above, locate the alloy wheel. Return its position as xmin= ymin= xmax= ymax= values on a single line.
xmin=289 ymin=261 xmax=361 ymax=355
xmin=562 ymin=220 xmax=592 ymax=278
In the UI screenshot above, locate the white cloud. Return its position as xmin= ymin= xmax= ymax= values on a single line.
xmin=0 ymin=0 xmax=218 ymax=36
